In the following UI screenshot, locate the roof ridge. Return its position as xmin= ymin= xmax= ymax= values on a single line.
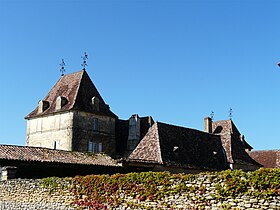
xmin=154 ymin=122 xmax=163 ymax=164
xmin=250 ymin=149 xmax=280 ymax=152
xmin=71 ymin=70 xmax=86 ymax=110
xmin=157 ymin=121 xmax=216 ymax=136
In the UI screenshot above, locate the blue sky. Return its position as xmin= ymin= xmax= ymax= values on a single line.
xmin=0 ymin=0 xmax=279 ymax=150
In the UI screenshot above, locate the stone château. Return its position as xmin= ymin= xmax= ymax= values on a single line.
xmin=23 ymin=69 xmax=261 ymax=173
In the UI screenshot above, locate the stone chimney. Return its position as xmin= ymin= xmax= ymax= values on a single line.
xmin=38 ymin=100 xmax=49 ymax=113
xmin=127 ymin=114 xmax=141 ymax=150
xmin=204 ymin=117 xmax=212 ymax=133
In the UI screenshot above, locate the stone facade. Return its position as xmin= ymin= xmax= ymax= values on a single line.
xmin=72 ymin=111 xmax=116 ymax=156
xmin=26 ymin=110 xmax=116 ymax=155
xmin=26 ymin=112 xmax=73 ymax=150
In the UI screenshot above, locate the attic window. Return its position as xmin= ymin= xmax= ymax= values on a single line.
xmin=38 ymin=100 xmax=50 ymax=113
xmin=92 ymin=97 xmax=100 ymax=111
xmin=173 ymin=146 xmax=179 ymax=152
xmin=213 ymin=126 xmax=223 ymax=134
xmin=55 ymin=96 xmax=68 ymax=110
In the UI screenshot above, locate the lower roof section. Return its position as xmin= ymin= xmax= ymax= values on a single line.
xmin=0 ymin=144 xmax=119 ymax=167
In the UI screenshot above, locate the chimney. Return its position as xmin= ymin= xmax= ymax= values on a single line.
xmin=204 ymin=117 xmax=212 ymax=133
xmin=38 ymin=100 xmax=49 ymax=113
xmin=127 ymin=114 xmax=141 ymax=150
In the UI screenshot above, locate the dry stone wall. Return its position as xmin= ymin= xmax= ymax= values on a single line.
xmin=0 ymin=179 xmax=74 ymax=210
xmin=0 ymin=173 xmax=279 ymax=210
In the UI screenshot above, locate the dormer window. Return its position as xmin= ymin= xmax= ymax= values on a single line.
xmin=92 ymin=97 xmax=100 ymax=111
xmin=173 ymin=146 xmax=179 ymax=152
xmin=55 ymin=96 xmax=68 ymax=110
xmin=38 ymin=100 xmax=50 ymax=113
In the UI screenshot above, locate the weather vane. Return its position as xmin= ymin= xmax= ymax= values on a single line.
xmin=210 ymin=111 xmax=214 ymax=121
xmin=59 ymin=59 xmax=66 ymax=76
xmin=228 ymin=108 xmax=233 ymax=120
xmin=81 ymin=52 xmax=88 ymax=70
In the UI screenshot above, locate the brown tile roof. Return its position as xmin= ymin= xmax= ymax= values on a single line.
xmin=0 ymin=144 xmax=119 ymax=167
xmin=248 ymin=150 xmax=280 ymax=168
xmin=212 ymin=120 xmax=261 ymax=166
xmin=128 ymin=122 xmax=229 ymax=170
xmin=25 ymin=70 xmax=117 ymax=119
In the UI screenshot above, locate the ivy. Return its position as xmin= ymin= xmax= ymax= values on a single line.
xmin=39 ymin=169 xmax=280 ymax=209
xmin=214 ymin=169 xmax=280 ymax=198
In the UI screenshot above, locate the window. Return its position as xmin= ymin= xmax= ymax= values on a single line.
xmin=88 ymin=141 xmax=93 ymax=152
xmin=98 ymin=143 xmax=102 ymax=153
xmin=88 ymin=141 xmax=102 ymax=153
xmin=54 ymin=141 xmax=60 ymax=150
xmin=93 ymin=118 xmax=99 ymax=131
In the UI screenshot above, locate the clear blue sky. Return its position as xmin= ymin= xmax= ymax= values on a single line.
xmin=0 ymin=0 xmax=279 ymax=150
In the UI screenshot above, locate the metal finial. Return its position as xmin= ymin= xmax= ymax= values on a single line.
xmin=210 ymin=111 xmax=214 ymax=121
xmin=228 ymin=108 xmax=233 ymax=120
xmin=81 ymin=52 xmax=88 ymax=70
xmin=59 ymin=59 xmax=66 ymax=76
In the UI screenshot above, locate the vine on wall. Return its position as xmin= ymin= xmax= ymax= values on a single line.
xmin=40 ymin=168 xmax=280 ymax=209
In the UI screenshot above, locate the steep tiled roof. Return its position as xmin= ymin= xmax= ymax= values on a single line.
xmin=0 ymin=145 xmax=119 ymax=167
xmin=212 ymin=120 xmax=260 ymax=166
xmin=25 ymin=70 xmax=117 ymax=119
xmin=115 ymin=116 xmax=154 ymax=156
xmin=248 ymin=150 xmax=280 ymax=168
xmin=128 ymin=122 xmax=229 ymax=170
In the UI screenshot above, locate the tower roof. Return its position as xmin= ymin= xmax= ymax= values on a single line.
xmin=25 ymin=70 xmax=117 ymax=119
xmin=212 ymin=119 xmax=260 ymax=166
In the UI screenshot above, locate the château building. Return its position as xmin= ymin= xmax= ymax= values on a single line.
xmin=23 ymin=69 xmax=261 ymax=173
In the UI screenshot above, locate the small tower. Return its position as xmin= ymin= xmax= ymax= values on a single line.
xmin=25 ymin=70 xmax=118 ymax=156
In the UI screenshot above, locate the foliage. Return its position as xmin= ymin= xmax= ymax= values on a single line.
xmin=39 ymin=177 xmax=71 ymax=193
xmin=70 ymin=171 xmax=195 ymax=209
xmin=39 ymin=169 xmax=280 ymax=209
xmin=214 ymin=168 xmax=280 ymax=198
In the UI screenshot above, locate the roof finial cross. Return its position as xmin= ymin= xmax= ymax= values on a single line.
xmin=228 ymin=107 xmax=233 ymax=120
xmin=81 ymin=52 xmax=88 ymax=70
xmin=210 ymin=111 xmax=214 ymax=121
xmin=59 ymin=59 xmax=66 ymax=76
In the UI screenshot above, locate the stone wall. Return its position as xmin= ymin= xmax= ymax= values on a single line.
xmin=72 ymin=111 xmax=116 ymax=156
xmin=26 ymin=110 xmax=116 ymax=156
xmin=0 ymin=179 xmax=74 ymax=210
xmin=0 ymin=174 xmax=279 ymax=210
xmin=26 ymin=112 xmax=74 ymax=151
